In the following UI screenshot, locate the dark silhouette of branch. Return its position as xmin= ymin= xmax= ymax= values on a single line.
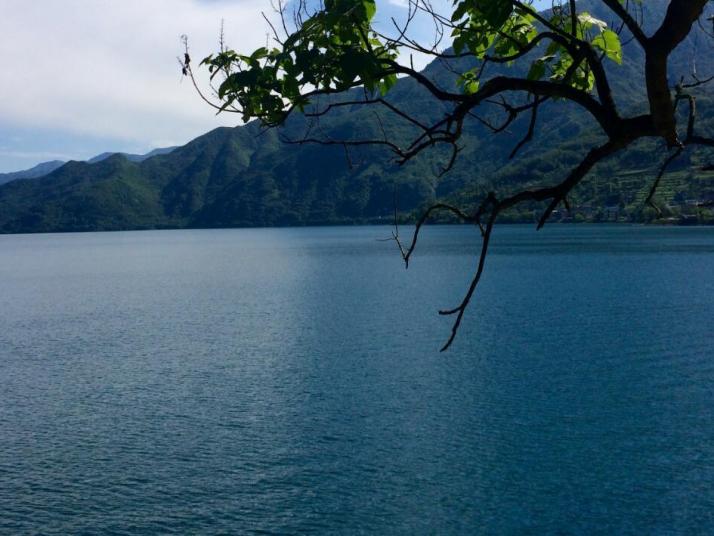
xmin=645 ymin=147 xmax=684 ymax=215
xmin=601 ymin=0 xmax=648 ymax=46
xmin=438 ymin=205 xmax=497 ymax=352
xmin=401 ymin=140 xmax=620 ymax=351
xmin=392 ymin=202 xmax=475 ymax=268
xmin=509 ymin=96 xmax=542 ymax=159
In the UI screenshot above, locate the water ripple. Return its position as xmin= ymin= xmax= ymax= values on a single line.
xmin=0 ymin=225 xmax=713 ymax=534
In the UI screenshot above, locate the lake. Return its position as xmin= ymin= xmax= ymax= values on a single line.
xmin=1 ymin=224 xmax=713 ymax=534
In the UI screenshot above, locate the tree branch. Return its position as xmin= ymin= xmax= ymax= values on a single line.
xmin=601 ymin=0 xmax=648 ymax=46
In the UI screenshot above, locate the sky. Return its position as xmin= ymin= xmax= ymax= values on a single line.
xmin=0 ymin=0 xmax=547 ymax=173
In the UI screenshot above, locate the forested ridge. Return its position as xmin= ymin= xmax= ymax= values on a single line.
xmin=1 ymin=0 xmax=713 ymax=233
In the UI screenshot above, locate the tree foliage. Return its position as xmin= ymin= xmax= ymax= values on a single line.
xmin=184 ymin=0 xmax=714 ymax=350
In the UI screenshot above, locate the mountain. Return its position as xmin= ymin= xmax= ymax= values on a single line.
xmin=87 ymin=147 xmax=177 ymax=164
xmin=0 ymin=147 xmax=177 ymax=187
xmin=1 ymin=0 xmax=713 ymax=233
xmin=0 ymin=160 xmax=65 ymax=186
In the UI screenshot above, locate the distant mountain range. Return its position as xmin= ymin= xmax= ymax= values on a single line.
xmin=0 ymin=160 xmax=66 ymax=185
xmin=0 ymin=147 xmax=177 ymax=186
xmin=0 ymin=0 xmax=712 ymax=233
xmin=86 ymin=147 xmax=177 ymax=165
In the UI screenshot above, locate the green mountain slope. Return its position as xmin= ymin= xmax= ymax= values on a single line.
xmin=1 ymin=0 xmax=713 ymax=233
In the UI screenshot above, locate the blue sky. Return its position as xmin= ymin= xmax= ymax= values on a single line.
xmin=0 ymin=0 xmax=548 ymax=173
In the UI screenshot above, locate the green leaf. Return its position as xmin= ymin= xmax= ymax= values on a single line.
xmin=362 ymin=0 xmax=376 ymax=21
xmin=451 ymin=1 xmax=469 ymax=22
xmin=464 ymin=79 xmax=480 ymax=94
xmin=459 ymin=70 xmax=481 ymax=94
xmin=378 ymin=73 xmax=397 ymax=96
xmin=592 ymin=29 xmax=622 ymax=64
xmin=475 ymin=0 xmax=513 ymax=28
xmin=578 ymin=12 xmax=607 ymax=30
xmin=527 ymin=59 xmax=546 ymax=81
xmin=250 ymin=47 xmax=269 ymax=61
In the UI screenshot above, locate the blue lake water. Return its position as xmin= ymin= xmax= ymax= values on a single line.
xmin=1 ymin=224 xmax=713 ymax=534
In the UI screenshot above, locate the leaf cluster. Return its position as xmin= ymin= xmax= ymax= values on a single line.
xmin=201 ymin=0 xmax=398 ymax=124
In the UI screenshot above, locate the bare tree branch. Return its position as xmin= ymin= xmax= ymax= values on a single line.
xmin=601 ymin=0 xmax=648 ymax=46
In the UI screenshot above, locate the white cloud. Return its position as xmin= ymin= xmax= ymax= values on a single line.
xmin=0 ymin=0 xmax=271 ymax=150
xmin=2 ymin=0 xmax=551 ymax=171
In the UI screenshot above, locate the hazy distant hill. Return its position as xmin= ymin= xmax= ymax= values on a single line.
xmin=0 ymin=160 xmax=65 ymax=186
xmin=1 ymin=0 xmax=713 ymax=233
xmin=0 ymin=147 xmax=177 ymax=187
xmin=87 ymin=147 xmax=177 ymax=164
